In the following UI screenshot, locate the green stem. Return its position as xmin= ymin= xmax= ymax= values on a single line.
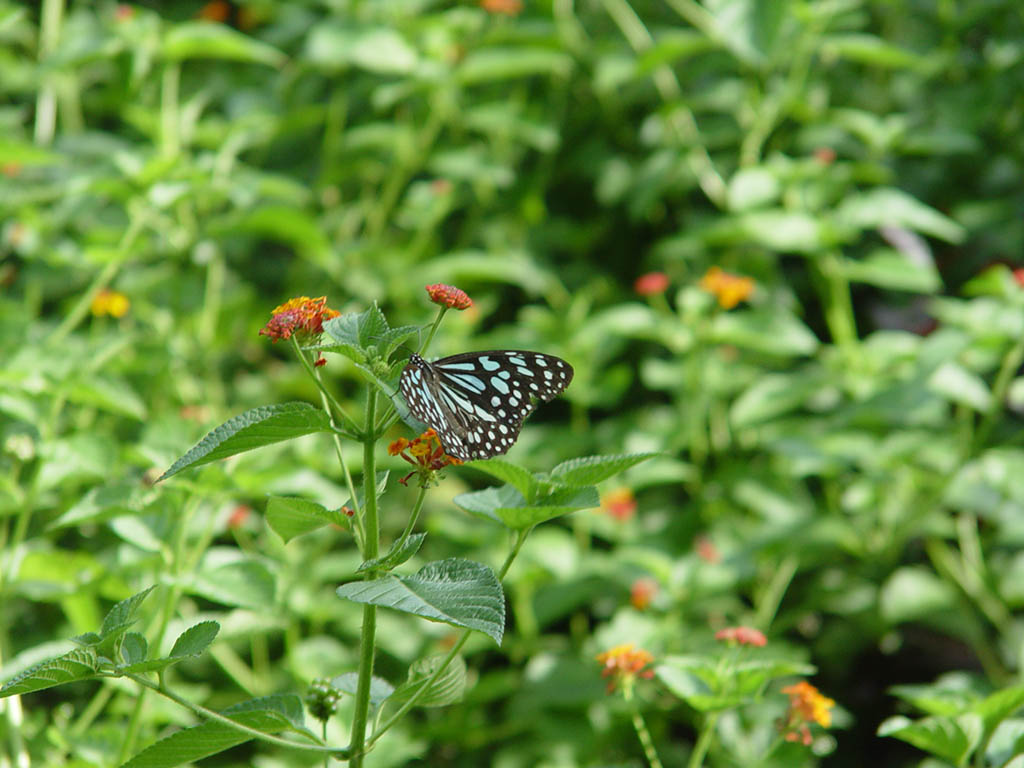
xmin=33 ymin=0 xmax=63 ymax=145
xmin=815 ymin=250 xmax=858 ymax=350
xmin=368 ymin=528 xmax=532 ymax=747
xmin=160 ymin=61 xmax=180 ymax=157
xmin=754 ymin=556 xmax=798 ymax=630
xmin=389 ymin=486 xmax=428 ymax=558
xmin=290 ymin=336 xmax=360 ymax=436
xmin=687 ymin=711 xmax=719 ymax=768
xmin=123 ymin=674 xmax=341 ymax=755
xmin=625 ymin=685 xmax=664 ymax=768
xmin=972 ymin=335 xmax=1024 ymax=455
xmin=349 ymin=392 xmax=380 ymax=767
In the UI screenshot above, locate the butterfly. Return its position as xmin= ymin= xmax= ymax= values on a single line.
xmin=399 ymin=350 xmax=574 ymax=461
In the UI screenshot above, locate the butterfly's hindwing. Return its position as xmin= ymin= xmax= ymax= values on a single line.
xmin=399 ymin=350 xmax=573 ymax=461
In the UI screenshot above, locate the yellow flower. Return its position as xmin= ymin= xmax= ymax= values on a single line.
xmin=90 ymin=289 xmax=130 ymax=318
xmin=390 ymin=429 xmax=462 ymax=487
xmin=698 ymin=266 xmax=754 ymax=309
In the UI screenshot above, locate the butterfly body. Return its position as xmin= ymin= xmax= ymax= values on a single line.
xmin=399 ymin=350 xmax=573 ymax=461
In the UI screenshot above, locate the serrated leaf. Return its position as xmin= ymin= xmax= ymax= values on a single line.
xmin=390 ymin=654 xmax=467 ymax=708
xmin=0 ymin=648 xmax=99 ymax=697
xmin=336 ymin=558 xmax=505 ymax=644
xmin=453 ymin=484 xmax=599 ymax=530
xmin=322 ymin=305 xmax=390 ymax=363
xmin=159 ymin=403 xmax=331 ymax=481
xmin=358 ymin=533 xmax=426 ymax=573
xmin=121 ymin=633 xmax=148 ymax=666
xmin=122 ymin=695 xmax=308 ymax=768
xmin=468 ymin=459 xmax=537 ymax=498
xmin=548 ymin=453 xmax=657 ymax=487
xmin=266 ymin=496 xmax=348 ymax=543
xmin=379 ymin=325 xmax=421 ymax=360
xmin=170 ymin=621 xmax=220 ymax=659
xmin=100 ymin=586 xmax=156 ymax=638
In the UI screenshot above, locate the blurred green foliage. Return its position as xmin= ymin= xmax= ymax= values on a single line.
xmin=2 ymin=0 xmax=1024 ymax=765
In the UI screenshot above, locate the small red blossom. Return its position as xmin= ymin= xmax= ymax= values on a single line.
xmin=630 ymin=578 xmax=658 ymax=611
xmin=481 ymin=0 xmax=523 ymax=14
xmin=602 ymin=487 xmax=637 ymax=521
xmin=197 ymin=1 xmax=230 ymax=22
xmin=259 ymin=296 xmax=339 ymax=345
xmin=431 ymin=179 xmax=453 ymax=196
xmin=813 ymin=147 xmax=837 ymax=165
xmin=634 ymin=272 xmax=669 ymax=296
xmin=779 ymin=681 xmax=835 ymax=745
xmin=425 ymin=283 xmax=472 ymax=310
xmin=1014 ymin=268 xmax=1024 ymax=288
xmin=695 ymin=534 xmax=721 ymax=563
xmin=715 ymin=626 xmax=767 ymax=647
xmin=389 ymin=429 xmax=463 ymax=487
xmin=2 ymin=163 xmax=21 ymax=178
xmin=228 ymin=505 xmax=252 ymax=530
xmin=596 ymin=644 xmax=655 ymax=693
xmin=114 ymin=4 xmax=135 ymax=21
xmin=340 ymin=506 xmax=354 ymax=518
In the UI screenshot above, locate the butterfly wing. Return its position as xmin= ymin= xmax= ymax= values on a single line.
xmin=399 ymin=350 xmax=573 ymax=461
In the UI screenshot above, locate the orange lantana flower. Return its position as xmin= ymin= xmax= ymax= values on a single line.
xmin=602 ymin=487 xmax=637 ymax=521
xmin=780 ymin=681 xmax=835 ymax=745
xmin=259 ymin=296 xmax=338 ymax=343
xmin=715 ymin=626 xmax=767 ymax=647
xmin=596 ymin=644 xmax=654 ymax=693
xmin=389 ymin=429 xmax=463 ymax=487
xmin=699 ymin=266 xmax=754 ymax=309
xmin=425 ymin=283 xmax=472 ymax=310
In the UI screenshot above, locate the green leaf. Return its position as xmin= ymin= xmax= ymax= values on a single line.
xmin=977 ymin=685 xmax=1024 ymax=731
xmin=656 ymin=656 xmax=815 ymax=712
xmin=266 ymin=496 xmax=349 ymax=544
xmin=336 ymin=558 xmax=505 ymax=645
xmin=48 ymin=482 xmax=145 ymax=529
xmin=928 ymin=362 xmax=992 ymax=412
xmin=333 ymin=673 xmax=395 ymax=709
xmin=121 ymin=633 xmax=148 ymax=666
xmin=727 ymin=167 xmax=781 ymax=211
xmin=169 ymin=621 xmax=220 ymax=660
xmin=122 ymin=695 xmax=308 ymax=768
xmin=306 ymin=24 xmax=419 ymax=75
xmin=877 ymin=713 xmax=982 ymax=765
xmin=880 ymin=566 xmax=957 ymax=624
xmin=0 ymin=648 xmax=99 ymax=697
xmin=824 ymin=33 xmax=929 ymax=70
xmin=321 ymin=305 xmax=392 ymax=364
xmin=731 ymin=371 xmax=828 ymax=427
xmin=737 ymin=210 xmax=830 ymax=253
xmin=159 ymin=403 xmax=331 ymax=481
xmin=212 ymin=206 xmax=332 ymax=266
xmin=468 ymin=459 xmax=537 ymax=498
xmin=162 ymin=22 xmax=286 ymax=66
xmin=100 ymin=586 xmax=155 ymax=638
xmin=709 ymin=309 xmax=819 ymax=357
xmin=189 ymin=560 xmax=276 ymax=610
xmin=357 ymin=533 xmax=427 ymax=574
xmin=389 ymin=654 xmax=467 ymax=708
xmin=842 ymin=249 xmax=941 ymax=293
xmin=548 ymin=453 xmax=657 ymax=487
xmin=454 ymin=485 xmax=600 ymax=529
xmin=836 ymin=188 xmax=966 ymax=244
xmin=457 ymin=48 xmax=573 ymax=85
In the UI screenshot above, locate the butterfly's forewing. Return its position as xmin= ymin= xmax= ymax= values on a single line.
xmin=399 ymin=350 xmax=573 ymax=461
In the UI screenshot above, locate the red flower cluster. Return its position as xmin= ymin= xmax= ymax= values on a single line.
xmin=634 ymin=272 xmax=669 ymax=296
xmin=259 ymin=296 xmax=339 ymax=345
xmin=425 ymin=283 xmax=472 ymax=310
xmin=602 ymin=487 xmax=637 ymax=521
xmin=388 ymin=429 xmax=463 ymax=486
xmin=630 ymin=578 xmax=658 ymax=611
xmin=715 ymin=626 xmax=767 ymax=647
